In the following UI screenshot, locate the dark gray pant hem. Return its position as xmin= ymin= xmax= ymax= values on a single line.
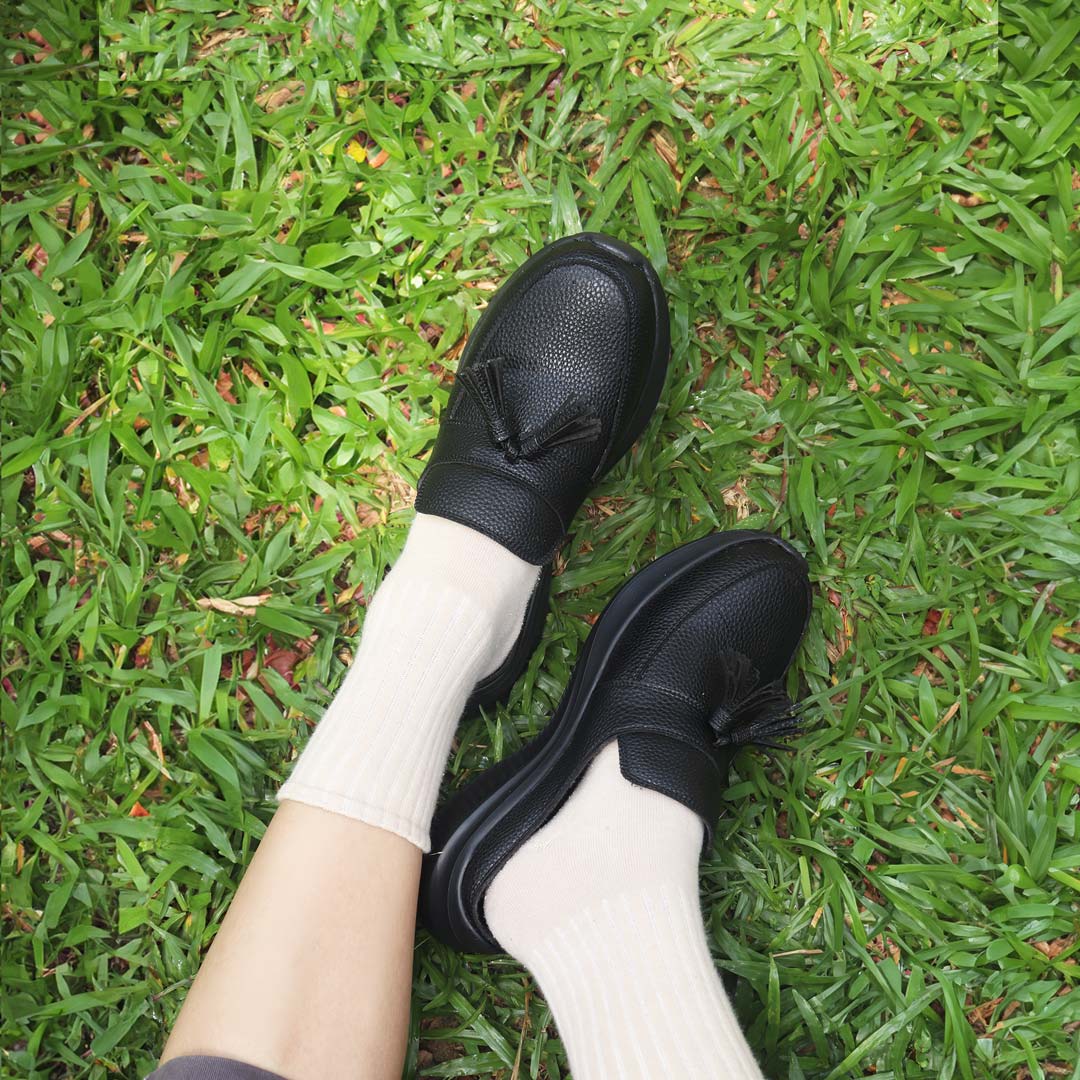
xmin=147 ymin=1055 xmax=287 ymax=1080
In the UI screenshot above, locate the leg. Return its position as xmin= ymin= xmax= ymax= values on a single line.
xmin=158 ymin=515 xmax=538 ymax=1080
xmin=157 ymin=232 xmax=662 ymax=1080
xmin=160 ymin=807 xmax=420 ymax=1079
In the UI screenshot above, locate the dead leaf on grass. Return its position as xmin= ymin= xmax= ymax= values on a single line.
xmin=196 ymin=594 xmax=272 ymax=616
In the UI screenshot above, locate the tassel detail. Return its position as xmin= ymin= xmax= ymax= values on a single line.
xmin=706 ymin=651 xmax=804 ymax=751
xmin=514 ymin=396 xmax=602 ymax=459
xmin=458 ymin=356 xmax=601 ymax=462
xmin=457 ymin=357 xmax=513 ymax=448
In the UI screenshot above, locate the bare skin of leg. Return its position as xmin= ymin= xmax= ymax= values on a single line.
xmin=161 ymin=800 xmax=420 ymax=1080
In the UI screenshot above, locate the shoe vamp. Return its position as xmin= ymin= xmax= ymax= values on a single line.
xmin=611 ymin=554 xmax=809 ymax=699
xmin=468 ymin=260 xmax=634 ymax=434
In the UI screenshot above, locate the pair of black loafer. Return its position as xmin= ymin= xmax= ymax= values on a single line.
xmin=415 ymin=234 xmax=812 ymax=953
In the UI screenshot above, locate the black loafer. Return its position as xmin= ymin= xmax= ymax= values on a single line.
xmin=415 ymin=233 xmax=670 ymax=710
xmin=420 ymin=531 xmax=812 ymax=953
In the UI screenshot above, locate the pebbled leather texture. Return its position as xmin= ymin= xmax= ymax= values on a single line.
xmin=415 ymin=233 xmax=669 ymax=564
xmin=420 ymin=531 xmax=813 ymax=952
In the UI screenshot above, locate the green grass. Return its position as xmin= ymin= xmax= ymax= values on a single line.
xmin=2 ymin=0 xmax=1079 ymax=1076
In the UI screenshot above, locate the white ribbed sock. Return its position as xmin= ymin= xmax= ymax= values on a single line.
xmin=486 ymin=743 xmax=765 ymax=1080
xmin=278 ymin=513 xmax=539 ymax=851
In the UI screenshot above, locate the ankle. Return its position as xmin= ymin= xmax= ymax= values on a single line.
xmin=486 ymin=743 xmax=704 ymax=952
xmin=484 ymin=747 xmax=764 ymax=1080
xmin=388 ymin=513 xmax=540 ymax=675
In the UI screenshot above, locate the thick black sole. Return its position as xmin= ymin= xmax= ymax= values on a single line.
xmin=421 ymin=530 xmax=807 ymax=953
xmin=460 ymin=232 xmax=670 ymax=714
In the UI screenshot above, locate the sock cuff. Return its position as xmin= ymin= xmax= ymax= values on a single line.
xmin=278 ymin=784 xmax=432 ymax=851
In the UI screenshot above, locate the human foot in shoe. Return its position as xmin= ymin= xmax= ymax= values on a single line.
xmin=419 ymin=532 xmax=810 ymax=1077
xmin=279 ymin=236 xmax=666 ymax=852
xmin=420 ymin=530 xmax=812 ymax=952
xmin=415 ymin=233 xmax=670 ymax=710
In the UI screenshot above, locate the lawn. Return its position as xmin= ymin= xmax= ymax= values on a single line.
xmin=2 ymin=0 xmax=1079 ymax=1077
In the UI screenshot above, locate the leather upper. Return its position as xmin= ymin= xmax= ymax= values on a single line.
xmin=415 ymin=234 xmax=666 ymax=564
xmin=594 ymin=537 xmax=812 ymax=842
xmin=466 ymin=534 xmax=813 ymax=924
